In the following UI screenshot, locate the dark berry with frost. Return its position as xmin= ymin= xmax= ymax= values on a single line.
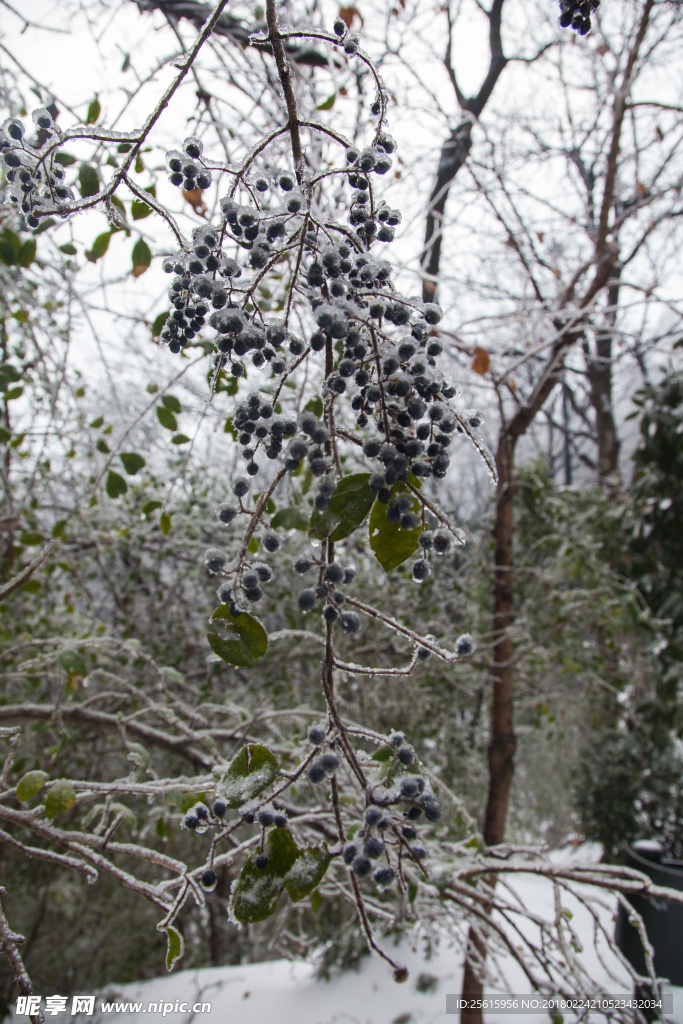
xmin=321 ymin=752 xmax=341 ymax=773
xmin=263 ymin=532 xmax=281 ymax=552
xmin=417 ymin=646 xmax=432 ymax=661
xmin=255 ymin=854 xmax=270 ymax=869
xmin=402 ymin=824 xmax=417 ymax=840
xmin=308 ymin=725 xmax=326 ymax=744
xmin=204 ymin=548 xmax=228 ymax=574
xmin=258 ymin=809 xmax=275 ymax=827
xmin=200 ymin=868 xmax=217 ymax=891
xmin=340 ymin=611 xmax=360 ymax=634
xmin=351 ymin=855 xmax=371 ymax=877
xmin=407 ymin=806 xmax=423 ymax=821
xmin=433 ymin=531 xmax=450 ymax=554
xmin=373 ymin=866 xmax=395 ymax=887
xmin=213 ymin=800 xmax=227 ymax=817
xmin=307 ymin=760 xmax=326 ymax=784
xmin=389 ymin=732 xmax=405 ymax=748
xmin=325 ymin=562 xmax=344 ymax=584
xmin=363 ymin=837 xmax=384 ymax=860
xmin=298 ymin=589 xmax=316 ymax=611
xmin=456 ymin=633 xmax=476 ymax=656
xmin=233 ymin=477 xmax=249 ymax=498
xmin=184 ymin=813 xmax=199 ymax=830
xmin=323 ymin=603 xmax=339 ymax=623
xmin=343 ymin=842 xmax=358 ymax=865
xmin=343 ymin=566 xmax=356 ymax=584
xmin=365 ymin=806 xmax=384 ymax=827
xmin=254 ymin=563 xmax=272 ymax=583
xmin=216 ymin=502 xmax=238 ymax=524
xmin=412 ymin=560 xmax=430 ymax=582
xmin=397 ymin=746 xmax=414 ymax=766
xmin=273 ymin=814 xmax=288 ymax=828
xmin=294 ymin=556 xmax=311 ymax=575
xmin=420 ymin=795 xmax=442 ymax=822
xmin=410 ymin=844 xmax=427 ymax=860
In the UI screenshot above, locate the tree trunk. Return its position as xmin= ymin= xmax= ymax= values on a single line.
xmin=460 ymin=428 xmax=518 ymax=1024
xmin=585 ymin=275 xmax=621 ymax=483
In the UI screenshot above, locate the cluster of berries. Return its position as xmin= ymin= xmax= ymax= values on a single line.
xmin=341 ymin=732 xmax=442 ymax=888
xmin=183 ymin=797 xmax=290 ymax=889
xmin=293 ymin=558 xmax=360 ymax=631
xmin=1 ymin=111 xmax=75 ymax=227
xmin=558 ymin=0 xmax=599 ymax=34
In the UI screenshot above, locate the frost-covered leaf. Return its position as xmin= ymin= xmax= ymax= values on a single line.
xmin=160 ymin=925 xmax=184 ymax=972
xmin=215 ymin=743 xmax=278 ymax=808
xmin=230 ymin=856 xmax=285 ymax=923
xmin=284 ymin=846 xmax=330 ymax=903
xmin=45 ymin=779 xmax=76 ymax=819
xmin=16 ymin=770 xmax=49 ymax=802
xmin=208 ymin=606 xmax=267 ymax=667
xmin=309 ymin=473 xmax=375 ymax=541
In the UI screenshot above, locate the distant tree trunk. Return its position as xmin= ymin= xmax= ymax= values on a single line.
xmin=585 ymin=273 xmax=622 ymax=483
xmin=460 ymin=426 xmax=518 ymax=1024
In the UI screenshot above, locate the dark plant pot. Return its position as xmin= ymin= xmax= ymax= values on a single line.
xmin=615 ymin=841 xmax=683 ymax=985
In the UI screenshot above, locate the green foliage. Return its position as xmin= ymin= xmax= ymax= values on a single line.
xmin=119 ymin=452 xmax=146 ymax=475
xmin=16 ymin=770 xmax=49 ymax=802
xmin=271 ymin=506 xmax=309 ymax=531
xmin=369 ymin=485 xmax=421 ymax=571
xmin=160 ymin=925 xmax=184 ymax=972
xmin=214 ymin=743 xmax=279 ymax=808
xmin=230 ymin=827 xmax=330 ymax=923
xmin=86 ymin=96 xmax=101 ymax=124
xmin=308 ymin=473 xmax=375 ymax=541
xmin=156 ymin=406 xmax=177 ymax=431
xmin=208 ymin=606 xmax=268 ymax=667
xmin=78 ymin=163 xmax=100 ymax=198
xmin=105 ymin=470 xmax=128 ymax=498
xmin=45 ymin=780 xmax=76 ymax=819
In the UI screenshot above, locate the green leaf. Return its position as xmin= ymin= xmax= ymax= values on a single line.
xmin=0 ymin=427 xmax=10 ymax=444
xmin=86 ymin=96 xmax=101 ymax=124
xmin=59 ymin=243 xmax=77 ymax=255
xmin=156 ymin=406 xmax=177 ymax=431
xmin=20 ymin=579 xmax=40 ymax=593
xmin=309 ymin=473 xmax=375 ymax=542
xmin=45 ymin=779 xmax=76 ymax=819
xmin=161 ymin=925 xmax=184 ymax=972
xmin=284 ymin=846 xmax=331 ymax=902
xmin=209 ymin=606 xmax=268 ymax=665
xmin=215 ymin=743 xmax=279 ymax=808
xmin=270 ymin=507 xmax=309 ymax=531
xmin=105 ymin=471 xmax=128 ymax=499
xmin=119 ymin=451 xmax=146 ymax=475
xmin=316 ymin=93 xmax=336 ymax=111
xmin=142 ymin=500 xmax=162 ymax=517
xmin=131 ymin=200 xmax=152 ymax=220
xmin=18 ymin=239 xmax=36 ymax=268
xmin=268 ymin=825 xmax=302 ymax=875
xmin=132 ymin=237 xmax=152 ymax=277
xmin=58 ymin=650 xmax=86 ymax=678
xmin=5 ymin=386 xmax=23 ymax=401
xmin=85 ymin=231 xmax=112 ymax=263
xmin=90 ymin=416 xmax=104 ymax=428
xmin=96 ymin=438 xmax=110 ymax=453
xmin=171 ymin=434 xmax=191 ymax=445
xmin=369 ymin=484 xmax=421 ymax=571
xmin=159 ymin=512 xmax=171 ymax=536
xmin=16 ymin=770 xmax=49 ymax=802
xmin=0 ymin=364 xmax=21 ymax=390
xmin=152 ymin=311 xmax=169 ymax=338
xmin=117 ymin=143 xmax=132 ymax=154
xmin=248 ymin=537 xmax=259 ymax=553
xmin=161 ymin=394 xmax=182 ymax=414
xmin=372 ymin=744 xmax=395 ymax=763
xmin=19 ymin=531 xmax=43 ymax=546
xmin=55 ymin=151 xmax=77 ymax=166
xmin=78 ymin=163 xmax=100 ymax=198
xmin=230 ymin=856 xmax=285 ymax=923
xmin=0 ymin=229 xmax=20 ymax=266
xmin=304 ymin=396 xmax=323 ymax=418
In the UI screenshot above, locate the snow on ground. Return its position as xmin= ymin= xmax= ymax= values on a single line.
xmin=84 ymin=849 xmax=683 ymax=1024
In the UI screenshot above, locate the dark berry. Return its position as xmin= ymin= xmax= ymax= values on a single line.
xmin=200 ymin=868 xmax=217 ymax=890
xmin=308 ymin=725 xmax=326 ymax=744
xmin=307 ymin=760 xmax=326 ymax=784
